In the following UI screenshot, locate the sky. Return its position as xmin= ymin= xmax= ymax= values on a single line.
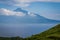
xmin=0 ymin=0 xmax=60 ymax=21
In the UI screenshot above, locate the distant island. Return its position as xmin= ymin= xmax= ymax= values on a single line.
xmin=0 ymin=24 xmax=60 ymax=40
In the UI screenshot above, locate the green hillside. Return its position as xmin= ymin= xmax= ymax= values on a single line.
xmin=0 ymin=24 xmax=60 ymax=40
xmin=25 ymin=24 xmax=60 ymax=40
xmin=0 ymin=37 xmax=24 ymax=40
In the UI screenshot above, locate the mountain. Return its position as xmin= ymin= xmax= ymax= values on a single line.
xmin=0 ymin=8 xmax=60 ymax=23
xmin=25 ymin=24 xmax=60 ymax=40
xmin=14 ymin=8 xmax=28 ymax=15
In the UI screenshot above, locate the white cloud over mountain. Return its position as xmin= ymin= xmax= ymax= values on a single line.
xmin=0 ymin=0 xmax=60 ymax=7
xmin=0 ymin=8 xmax=26 ymax=16
xmin=0 ymin=8 xmax=37 ymax=17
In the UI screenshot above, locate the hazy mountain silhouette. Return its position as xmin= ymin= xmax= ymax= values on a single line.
xmin=0 ymin=8 xmax=60 ymax=23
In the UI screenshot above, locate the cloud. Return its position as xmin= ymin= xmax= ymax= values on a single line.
xmin=0 ymin=8 xmax=37 ymax=17
xmin=13 ymin=0 xmax=60 ymax=2
xmin=0 ymin=8 xmax=26 ymax=16
xmin=0 ymin=0 xmax=60 ymax=7
xmin=28 ymin=12 xmax=37 ymax=16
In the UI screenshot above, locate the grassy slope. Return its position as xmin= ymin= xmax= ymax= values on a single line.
xmin=25 ymin=24 xmax=60 ymax=40
xmin=0 ymin=37 xmax=24 ymax=40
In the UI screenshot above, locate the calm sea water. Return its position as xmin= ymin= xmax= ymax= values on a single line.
xmin=0 ymin=23 xmax=57 ymax=38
